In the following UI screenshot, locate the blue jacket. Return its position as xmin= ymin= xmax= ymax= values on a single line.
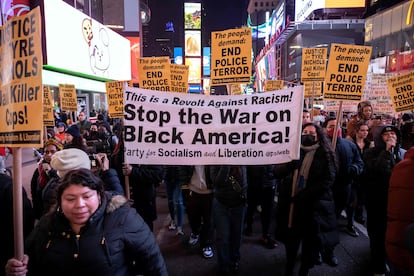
xmin=334 ymin=137 xmax=365 ymax=187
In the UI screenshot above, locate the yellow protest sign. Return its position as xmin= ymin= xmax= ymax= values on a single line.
xmin=386 ymin=70 xmax=414 ymax=112
xmin=211 ymin=27 xmax=252 ymax=85
xmin=324 ymin=43 xmax=372 ymax=101
xmin=301 ymin=48 xmax=327 ymax=82
xmin=0 ymin=7 xmax=43 ymax=147
xmin=264 ymin=80 xmax=284 ymax=92
xmin=106 ymin=81 xmax=125 ymax=118
xmin=137 ymin=56 xmax=171 ymax=91
xmin=170 ymin=64 xmax=189 ymax=93
xmin=304 ymin=81 xmax=323 ymax=98
xmin=43 ymin=86 xmax=54 ymax=127
xmin=59 ymin=84 xmax=77 ymax=111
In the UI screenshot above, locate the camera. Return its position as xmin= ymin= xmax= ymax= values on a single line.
xmin=88 ymin=154 xmax=104 ymax=168
xmin=86 ymin=139 xmax=111 ymax=155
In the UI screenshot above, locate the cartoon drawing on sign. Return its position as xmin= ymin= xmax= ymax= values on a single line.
xmin=82 ymin=18 xmax=110 ymax=77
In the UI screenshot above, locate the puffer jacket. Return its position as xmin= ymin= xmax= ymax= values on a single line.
xmin=25 ymin=193 xmax=167 ymax=276
xmin=386 ymin=147 xmax=414 ymax=274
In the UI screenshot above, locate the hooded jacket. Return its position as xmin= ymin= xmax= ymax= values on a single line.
xmin=386 ymin=147 xmax=414 ymax=273
xmin=363 ymin=125 xmax=406 ymax=199
xmin=25 ymin=193 xmax=167 ymax=276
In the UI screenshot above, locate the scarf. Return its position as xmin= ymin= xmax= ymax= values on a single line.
xmin=37 ymin=163 xmax=49 ymax=189
xmin=297 ymin=143 xmax=320 ymax=190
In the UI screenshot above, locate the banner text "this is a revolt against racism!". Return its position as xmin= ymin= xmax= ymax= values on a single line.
xmin=123 ymin=86 xmax=303 ymax=165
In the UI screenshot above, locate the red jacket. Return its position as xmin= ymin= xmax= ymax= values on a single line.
xmin=386 ymin=147 xmax=414 ymax=273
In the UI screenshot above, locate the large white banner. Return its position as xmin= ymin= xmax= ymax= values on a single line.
xmin=124 ymin=86 xmax=304 ymax=165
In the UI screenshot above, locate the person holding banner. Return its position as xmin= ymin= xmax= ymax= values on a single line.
xmin=209 ymin=165 xmax=247 ymax=275
xmin=5 ymin=169 xmax=167 ymax=276
xmin=244 ymin=165 xmax=278 ymax=249
xmin=178 ymin=166 xmax=214 ymax=259
xmin=274 ymin=122 xmax=337 ymax=276
xmin=1 ymin=173 xmax=34 ymax=276
xmin=122 ymin=164 xmax=164 ymax=231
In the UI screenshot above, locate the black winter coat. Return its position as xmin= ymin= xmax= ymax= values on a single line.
xmin=40 ymin=169 xmax=125 ymax=217
xmin=246 ymin=165 xmax=277 ymax=189
xmin=210 ymin=165 xmax=247 ymax=207
xmin=129 ymin=165 xmax=164 ymax=222
xmin=275 ymin=146 xmax=337 ymax=247
xmin=25 ymin=193 xmax=167 ymax=276
xmin=0 ymin=174 xmax=34 ymax=276
xmin=30 ymin=165 xmax=58 ymax=219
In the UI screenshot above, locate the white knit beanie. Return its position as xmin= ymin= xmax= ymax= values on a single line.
xmin=51 ymin=148 xmax=91 ymax=177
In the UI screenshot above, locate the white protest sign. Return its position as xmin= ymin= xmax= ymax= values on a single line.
xmin=123 ymin=86 xmax=303 ymax=165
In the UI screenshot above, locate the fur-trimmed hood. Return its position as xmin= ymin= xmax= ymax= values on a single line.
xmin=106 ymin=194 xmax=129 ymax=213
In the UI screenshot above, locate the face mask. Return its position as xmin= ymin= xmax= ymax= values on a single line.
xmin=327 ymin=127 xmax=342 ymax=138
xmin=301 ymin=135 xmax=317 ymax=146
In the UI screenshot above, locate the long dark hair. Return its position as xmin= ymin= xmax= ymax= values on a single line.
xmin=302 ymin=122 xmax=338 ymax=170
xmin=64 ymin=136 xmax=88 ymax=152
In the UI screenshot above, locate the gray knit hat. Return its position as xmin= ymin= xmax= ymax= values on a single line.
xmin=51 ymin=148 xmax=91 ymax=177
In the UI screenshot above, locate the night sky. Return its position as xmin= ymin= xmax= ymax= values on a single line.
xmin=143 ymin=0 xmax=249 ymax=55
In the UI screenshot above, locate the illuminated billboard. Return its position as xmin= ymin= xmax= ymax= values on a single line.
xmin=295 ymin=0 xmax=365 ymax=22
xmin=203 ymin=47 xmax=211 ymax=76
xmin=185 ymin=30 xmax=201 ymax=56
xmin=184 ymin=2 xmax=201 ymax=29
xmin=185 ymin=58 xmax=201 ymax=83
xmin=43 ymin=0 xmax=131 ymax=80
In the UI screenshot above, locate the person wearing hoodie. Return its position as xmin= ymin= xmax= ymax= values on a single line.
xmin=5 ymin=169 xmax=167 ymax=276
xmin=363 ymin=125 xmax=406 ymax=276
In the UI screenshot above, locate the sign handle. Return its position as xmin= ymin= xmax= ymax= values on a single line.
xmin=310 ymin=81 xmax=315 ymax=121
xmin=13 ymin=147 xmax=24 ymax=260
xmin=332 ymin=100 xmax=343 ymax=151
xmin=288 ymin=169 xmax=299 ymax=228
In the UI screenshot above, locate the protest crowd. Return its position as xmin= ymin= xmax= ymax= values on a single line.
xmin=2 ymin=2 xmax=414 ymax=276
xmin=1 ymin=101 xmax=414 ymax=276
